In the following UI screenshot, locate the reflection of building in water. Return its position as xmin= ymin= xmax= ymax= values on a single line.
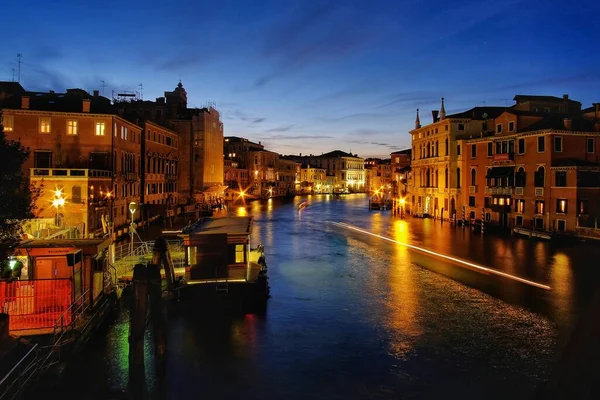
xmin=386 ymin=220 xmax=421 ymax=359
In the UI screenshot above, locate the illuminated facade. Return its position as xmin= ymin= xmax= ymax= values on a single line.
xmin=409 ymin=98 xmax=505 ymax=219
xmin=464 ymin=96 xmax=600 ymax=233
xmin=299 ymin=164 xmax=327 ymax=194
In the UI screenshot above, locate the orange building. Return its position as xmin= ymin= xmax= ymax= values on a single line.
xmin=463 ymin=95 xmax=600 ymax=234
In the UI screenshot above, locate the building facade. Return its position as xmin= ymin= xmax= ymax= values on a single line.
xmin=463 ymin=95 xmax=600 ymax=233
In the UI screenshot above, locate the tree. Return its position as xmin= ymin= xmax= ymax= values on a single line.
xmin=0 ymin=109 xmax=36 ymax=261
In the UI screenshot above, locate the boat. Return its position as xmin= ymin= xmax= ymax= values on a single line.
xmin=298 ymin=201 xmax=308 ymax=210
xmin=175 ymin=216 xmax=270 ymax=307
xmin=513 ymin=227 xmax=554 ymax=241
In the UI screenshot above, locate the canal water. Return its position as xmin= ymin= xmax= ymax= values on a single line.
xmin=36 ymin=194 xmax=600 ymax=400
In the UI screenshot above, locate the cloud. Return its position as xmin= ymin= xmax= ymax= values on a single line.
xmin=492 ymin=71 xmax=600 ymax=92
xmin=320 ymin=113 xmax=386 ymax=122
xmin=348 ymin=140 xmax=401 ymax=151
xmin=254 ymin=1 xmax=382 ymax=87
xmin=266 ymin=124 xmax=296 ymax=133
xmin=252 ymin=118 xmax=266 ymax=124
xmin=376 ymin=91 xmax=441 ymax=109
xmin=261 ymin=134 xmax=334 ymax=140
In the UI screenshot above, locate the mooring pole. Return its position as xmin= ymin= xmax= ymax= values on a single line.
xmin=147 ymin=263 xmax=167 ymax=362
xmin=152 ymin=237 xmax=175 ymax=299
xmin=129 ymin=264 xmax=148 ymax=385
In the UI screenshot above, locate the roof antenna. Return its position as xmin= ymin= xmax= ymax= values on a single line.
xmin=17 ymin=53 xmax=22 ymax=83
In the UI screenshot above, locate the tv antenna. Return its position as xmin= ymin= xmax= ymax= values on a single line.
xmin=17 ymin=53 xmax=22 ymax=83
xmin=11 ymin=68 xmax=15 ymax=82
xmin=138 ymin=83 xmax=143 ymax=100
xmin=101 ymin=80 xmax=107 ymax=96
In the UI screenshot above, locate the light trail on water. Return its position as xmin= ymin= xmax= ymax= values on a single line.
xmin=329 ymin=221 xmax=552 ymax=291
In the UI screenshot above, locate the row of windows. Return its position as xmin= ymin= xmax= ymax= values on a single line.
xmin=470 ymin=196 xmax=588 ymax=216
xmin=34 ymin=118 xmax=108 ymax=136
xmin=471 ymin=136 xmax=596 ymax=157
xmin=470 ymin=166 xmax=600 ymax=188
xmin=147 ymin=130 xmax=178 ymax=148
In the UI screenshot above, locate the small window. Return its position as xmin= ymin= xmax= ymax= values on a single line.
xmin=471 ymin=144 xmax=477 ymax=158
xmin=487 ymin=142 xmax=493 ymax=157
xmin=544 ymin=107 xmax=551 ymax=113
xmin=516 ymin=199 xmax=525 ymax=213
xmin=2 ymin=114 xmax=14 ymax=132
xmin=555 ymin=171 xmax=567 ymax=187
xmin=518 ymin=138 xmax=525 ymax=154
xmin=458 ymin=123 xmax=465 ymax=131
xmin=445 ymin=125 xmax=449 ymax=131
xmin=532 ymin=107 xmax=538 ymax=112
xmin=554 ymin=136 xmax=563 ymax=152
xmin=579 ymin=199 xmax=589 ymax=214
xmin=587 ymin=138 xmax=595 ymax=153
xmin=496 ymin=124 xmax=502 ymax=134
xmin=67 ymin=120 xmax=78 ymax=135
xmin=508 ymin=121 xmax=515 ymax=132
xmin=95 ymin=122 xmax=106 ymax=136
xmin=515 ymin=215 xmax=524 ymax=226
xmin=71 ymin=186 xmax=82 ymax=203
xmin=537 ymin=136 xmax=545 ymax=152
xmin=557 ymin=220 xmax=566 ymax=232
xmin=457 ymin=144 xmax=461 ymax=156
xmin=556 ymin=198 xmax=568 ymax=214
xmin=34 ymin=150 xmax=52 ymax=168
xmin=535 ymin=200 xmax=545 ymax=215
xmin=469 ymin=196 xmax=475 ymax=207
xmin=235 ymin=244 xmax=245 ymax=263
xmin=39 ymin=117 xmax=51 ymax=134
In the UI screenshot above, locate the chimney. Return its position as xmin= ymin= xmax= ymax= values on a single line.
xmin=93 ymin=90 xmax=99 ymax=98
xmin=563 ymin=94 xmax=569 ymax=101
xmin=563 ymin=118 xmax=572 ymax=131
xmin=21 ymin=95 xmax=30 ymax=109
xmin=82 ymin=99 xmax=91 ymax=113
xmin=432 ymin=110 xmax=439 ymax=123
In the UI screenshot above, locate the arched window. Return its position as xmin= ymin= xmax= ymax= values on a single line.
xmin=516 ymin=167 xmax=526 ymax=187
xmin=445 ymin=138 xmax=449 ymax=156
xmin=426 ymin=143 xmax=430 ymax=158
xmin=535 ymin=166 xmax=545 ymax=187
xmin=435 ymin=141 xmax=439 ymax=157
xmin=426 ymin=169 xmax=430 ymax=187
xmin=445 ymin=168 xmax=449 ymax=188
xmin=470 ymin=169 xmax=476 ymax=186
xmin=457 ymin=168 xmax=461 ymax=188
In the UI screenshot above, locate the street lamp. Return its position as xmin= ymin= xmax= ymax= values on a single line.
xmin=129 ymin=201 xmax=138 ymax=254
xmin=52 ymin=189 xmax=66 ymax=227
xmin=399 ymin=197 xmax=406 ymax=218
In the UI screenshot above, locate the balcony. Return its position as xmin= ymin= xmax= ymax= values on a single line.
xmin=166 ymin=173 xmax=178 ymax=181
xmin=492 ymin=153 xmax=514 ymax=163
xmin=124 ymin=172 xmax=138 ymax=181
xmin=469 ymin=185 xmax=476 ymax=194
xmin=535 ymin=187 xmax=544 ymax=197
xmin=487 ymin=187 xmax=513 ymax=195
xmin=30 ymin=168 xmax=112 ymax=178
xmin=515 ymin=187 xmax=524 ymax=195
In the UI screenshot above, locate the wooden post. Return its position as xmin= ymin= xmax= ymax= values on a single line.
xmin=129 ymin=264 xmax=148 ymax=386
xmin=152 ymin=237 xmax=175 ymax=298
xmin=0 ymin=313 xmax=9 ymax=344
xmin=147 ymin=263 xmax=167 ymax=362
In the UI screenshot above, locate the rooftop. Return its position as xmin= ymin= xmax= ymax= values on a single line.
xmin=184 ymin=216 xmax=253 ymax=236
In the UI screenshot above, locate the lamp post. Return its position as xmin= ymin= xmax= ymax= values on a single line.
xmin=129 ymin=201 xmax=138 ymax=254
xmin=400 ymin=198 xmax=406 ymax=219
xmin=52 ymin=189 xmax=66 ymax=228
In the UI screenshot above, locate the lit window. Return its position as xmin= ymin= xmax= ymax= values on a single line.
xmin=535 ymin=200 xmax=544 ymax=214
xmin=556 ymin=198 xmax=567 ymax=214
xmin=39 ymin=117 xmax=51 ymax=134
xmin=2 ymin=114 xmax=14 ymax=132
xmin=66 ymin=120 xmax=78 ymax=135
xmin=235 ymin=244 xmax=245 ymax=263
xmin=95 ymin=122 xmax=106 ymax=136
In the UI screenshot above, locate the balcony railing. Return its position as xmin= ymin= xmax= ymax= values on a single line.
xmin=469 ymin=186 xmax=476 ymax=194
xmin=492 ymin=152 xmax=515 ymax=162
xmin=486 ymin=187 xmax=513 ymax=195
xmin=515 ymin=187 xmax=524 ymax=195
xmin=123 ymin=172 xmax=138 ymax=181
xmin=535 ymin=187 xmax=544 ymax=197
xmin=30 ymin=168 xmax=112 ymax=178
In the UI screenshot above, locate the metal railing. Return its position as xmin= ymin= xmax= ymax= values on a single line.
xmin=53 ymin=289 xmax=91 ymax=347
xmin=113 ymin=240 xmax=185 ymax=279
xmin=0 ymin=279 xmax=72 ymax=332
xmin=0 ymin=344 xmax=40 ymax=400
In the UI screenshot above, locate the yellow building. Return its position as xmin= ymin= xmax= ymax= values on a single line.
xmin=408 ymin=98 xmax=505 ymax=219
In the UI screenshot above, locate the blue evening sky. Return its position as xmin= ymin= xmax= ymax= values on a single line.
xmin=2 ymin=0 xmax=599 ymax=158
